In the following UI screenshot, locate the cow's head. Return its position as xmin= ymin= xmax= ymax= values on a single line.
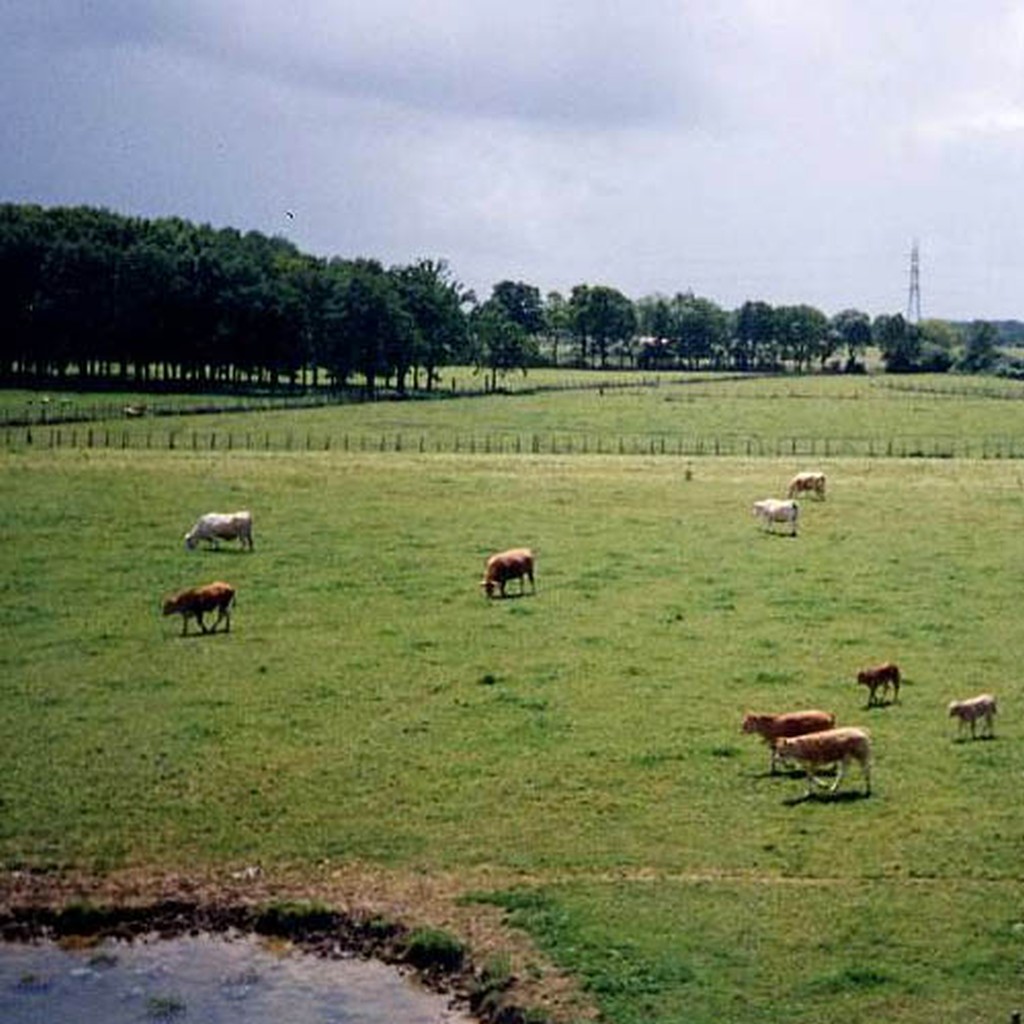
xmin=184 ymin=532 xmax=198 ymax=550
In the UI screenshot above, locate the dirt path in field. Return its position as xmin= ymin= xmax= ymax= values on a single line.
xmin=0 ymin=862 xmax=598 ymax=1024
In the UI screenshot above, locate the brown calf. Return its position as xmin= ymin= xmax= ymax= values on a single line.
xmin=857 ymin=662 xmax=901 ymax=706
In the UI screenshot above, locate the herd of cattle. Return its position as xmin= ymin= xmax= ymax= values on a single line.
xmin=163 ymin=472 xmax=1001 ymax=800
xmin=740 ymin=470 xmax=1000 ymax=798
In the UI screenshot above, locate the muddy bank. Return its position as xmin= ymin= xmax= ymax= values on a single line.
xmin=0 ymin=867 xmax=595 ymax=1024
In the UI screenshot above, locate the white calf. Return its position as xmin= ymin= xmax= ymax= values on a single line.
xmin=752 ymin=498 xmax=799 ymax=536
xmin=948 ymin=693 xmax=997 ymax=739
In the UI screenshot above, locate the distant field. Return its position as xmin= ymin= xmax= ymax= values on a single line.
xmin=3 ymin=380 xmax=1024 ymax=1023
xmin=9 ymin=372 xmax=1024 ymax=459
xmin=0 ymin=367 xmax=687 ymax=426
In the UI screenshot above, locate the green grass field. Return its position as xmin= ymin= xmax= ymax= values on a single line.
xmin=3 ymin=375 xmax=1024 ymax=1022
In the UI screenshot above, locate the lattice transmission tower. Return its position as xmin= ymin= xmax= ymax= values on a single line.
xmin=906 ymin=240 xmax=921 ymax=324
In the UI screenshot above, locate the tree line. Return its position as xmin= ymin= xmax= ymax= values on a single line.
xmin=0 ymin=203 xmax=1010 ymax=393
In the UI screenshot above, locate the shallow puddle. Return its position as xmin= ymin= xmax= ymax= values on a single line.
xmin=0 ymin=933 xmax=473 ymax=1023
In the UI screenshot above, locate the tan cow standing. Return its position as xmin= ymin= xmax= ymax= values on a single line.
xmin=775 ymin=727 xmax=873 ymax=797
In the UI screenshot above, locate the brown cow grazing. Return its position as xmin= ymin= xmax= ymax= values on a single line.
xmin=787 ymin=471 xmax=826 ymax=500
xmin=948 ymin=693 xmax=997 ymax=739
xmin=163 ymin=581 xmax=235 ymax=636
xmin=857 ymin=662 xmax=901 ymax=706
xmin=480 ymin=547 xmax=535 ymax=598
xmin=775 ymin=726 xmax=873 ymax=797
xmin=741 ymin=709 xmax=837 ymax=773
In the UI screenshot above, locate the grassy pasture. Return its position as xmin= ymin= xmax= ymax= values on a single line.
xmin=3 ymin=381 xmax=1024 ymax=1022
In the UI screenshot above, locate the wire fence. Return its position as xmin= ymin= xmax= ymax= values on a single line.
xmin=6 ymin=425 xmax=1023 ymax=459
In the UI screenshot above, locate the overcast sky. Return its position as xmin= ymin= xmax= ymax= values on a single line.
xmin=4 ymin=1 xmax=1024 ymax=319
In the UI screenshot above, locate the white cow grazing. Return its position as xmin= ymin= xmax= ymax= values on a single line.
xmin=775 ymin=726 xmax=872 ymax=797
xmin=787 ymin=471 xmax=826 ymax=500
xmin=752 ymin=498 xmax=799 ymax=536
xmin=184 ymin=510 xmax=254 ymax=551
xmin=948 ymin=693 xmax=997 ymax=739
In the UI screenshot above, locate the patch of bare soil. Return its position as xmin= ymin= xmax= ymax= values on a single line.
xmin=0 ymin=863 xmax=598 ymax=1024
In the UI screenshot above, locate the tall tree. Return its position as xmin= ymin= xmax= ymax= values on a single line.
xmin=831 ymin=309 xmax=872 ymax=371
xmin=391 ymin=258 xmax=469 ymax=390
xmin=470 ymin=300 xmax=538 ymax=389
xmin=874 ymin=313 xmax=921 ymax=373
xmin=733 ymin=301 xmax=775 ymax=371
xmin=958 ymin=320 xmax=998 ymax=373
xmin=774 ymin=304 xmax=830 ymax=371
xmin=570 ymin=284 xmax=636 ymax=368
xmin=543 ymin=290 xmax=571 ymax=367
xmin=670 ymin=293 xmax=729 ymax=369
xmin=325 ymin=258 xmax=411 ymax=396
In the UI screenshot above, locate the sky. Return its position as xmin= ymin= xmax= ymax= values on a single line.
xmin=4 ymin=1 xmax=1024 ymax=321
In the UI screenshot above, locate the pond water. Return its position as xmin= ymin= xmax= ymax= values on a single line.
xmin=0 ymin=933 xmax=474 ymax=1023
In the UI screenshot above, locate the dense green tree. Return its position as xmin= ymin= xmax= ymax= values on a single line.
xmin=542 ymin=290 xmax=571 ymax=367
xmin=831 ymin=309 xmax=872 ymax=371
xmin=569 ymin=284 xmax=636 ymax=368
xmin=391 ymin=258 xmax=469 ymax=389
xmin=490 ymin=280 xmax=545 ymax=335
xmin=774 ymin=304 xmax=831 ymax=371
xmin=874 ymin=313 xmax=920 ymax=373
xmin=323 ymin=259 xmax=412 ymax=395
xmin=469 ymin=300 xmax=538 ymax=389
xmin=669 ymin=293 xmax=729 ymax=369
xmin=733 ymin=301 xmax=775 ymax=370
xmin=958 ymin=320 xmax=999 ymax=373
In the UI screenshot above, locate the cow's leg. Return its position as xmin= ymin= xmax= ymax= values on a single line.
xmin=828 ymin=759 xmax=846 ymax=793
